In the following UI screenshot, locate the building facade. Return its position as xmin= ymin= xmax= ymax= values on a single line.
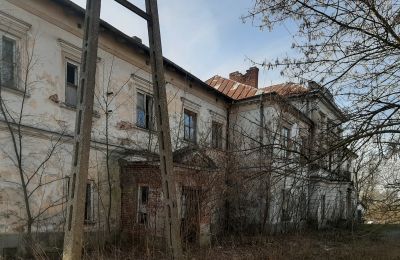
xmin=0 ymin=0 xmax=356 ymax=254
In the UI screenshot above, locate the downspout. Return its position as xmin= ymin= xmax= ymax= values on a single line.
xmin=259 ymin=94 xmax=264 ymax=166
xmin=224 ymin=102 xmax=232 ymax=233
xmin=259 ymin=94 xmax=270 ymax=233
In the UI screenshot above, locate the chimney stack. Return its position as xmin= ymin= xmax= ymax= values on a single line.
xmin=229 ymin=66 xmax=259 ymax=88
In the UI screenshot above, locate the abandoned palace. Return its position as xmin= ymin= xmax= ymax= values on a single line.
xmin=0 ymin=0 xmax=357 ymax=252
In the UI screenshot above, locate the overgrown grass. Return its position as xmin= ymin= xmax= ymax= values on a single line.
xmin=40 ymin=225 xmax=400 ymax=259
xmin=189 ymin=225 xmax=400 ymax=260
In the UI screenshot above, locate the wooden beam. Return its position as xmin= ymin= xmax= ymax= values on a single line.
xmin=62 ymin=0 xmax=101 ymax=259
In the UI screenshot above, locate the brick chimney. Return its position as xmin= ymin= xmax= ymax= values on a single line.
xmin=229 ymin=66 xmax=259 ymax=88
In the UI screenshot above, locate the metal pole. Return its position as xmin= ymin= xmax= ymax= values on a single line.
xmin=62 ymin=0 xmax=101 ymax=259
xmin=145 ymin=0 xmax=183 ymax=258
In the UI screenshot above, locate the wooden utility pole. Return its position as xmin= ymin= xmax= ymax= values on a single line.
xmin=145 ymin=0 xmax=183 ymax=258
xmin=114 ymin=0 xmax=183 ymax=258
xmin=62 ymin=0 xmax=101 ymax=259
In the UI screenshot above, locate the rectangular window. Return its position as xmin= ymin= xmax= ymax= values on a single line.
xmin=320 ymin=195 xmax=326 ymax=220
xmin=211 ymin=121 xmax=223 ymax=149
xmin=281 ymin=127 xmax=290 ymax=158
xmin=1 ymin=36 xmax=16 ymax=88
xmin=299 ymin=136 xmax=308 ymax=165
xmin=184 ymin=109 xmax=197 ymax=143
xmin=136 ymin=92 xmax=153 ymax=129
xmin=65 ymin=61 xmax=79 ymax=107
xmin=299 ymin=192 xmax=307 ymax=220
xmin=328 ymin=152 xmax=333 ymax=171
xmin=138 ymin=185 xmax=149 ymax=224
xmin=339 ymin=191 xmax=344 ymax=219
xmin=282 ymin=189 xmax=291 ymax=221
xmin=84 ymin=181 xmax=94 ymax=222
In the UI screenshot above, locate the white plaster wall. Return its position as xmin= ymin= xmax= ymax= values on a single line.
xmin=0 ymin=0 xmax=227 ymax=235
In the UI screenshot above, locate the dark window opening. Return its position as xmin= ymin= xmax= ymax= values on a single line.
xmin=84 ymin=181 xmax=94 ymax=222
xmin=138 ymin=186 xmax=149 ymax=225
xmin=184 ymin=109 xmax=197 ymax=143
xmin=321 ymin=195 xmax=326 ymax=220
xmin=136 ymin=92 xmax=153 ymax=129
xmin=139 ymin=212 xmax=147 ymax=224
xmin=281 ymin=127 xmax=290 ymax=158
xmin=211 ymin=121 xmax=223 ymax=149
xmin=1 ymin=36 xmax=16 ymax=88
xmin=282 ymin=189 xmax=291 ymax=221
xmin=140 ymin=186 xmax=149 ymax=205
xmin=65 ymin=62 xmax=78 ymax=107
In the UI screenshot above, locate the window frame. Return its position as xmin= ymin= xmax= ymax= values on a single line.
xmin=136 ymin=91 xmax=154 ymax=130
xmin=64 ymin=60 xmax=80 ymax=108
xmin=299 ymin=191 xmax=308 ymax=220
xmin=84 ymin=180 xmax=95 ymax=223
xmin=320 ymin=194 xmax=326 ymax=220
xmin=299 ymin=135 xmax=309 ymax=165
xmin=183 ymin=109 xmax=197 ymax=143
xmin=0 ymin=32 xmax=18 ymax=89
xmin=211 ymin=121 xmax=223 ymax=149
xmin=281 ymin=188 xmax=291 ymax=221
xmin=281 ymin=127 xmax=290 ymax=158
xmin=137 ymin=185 xmax=150 ymax=225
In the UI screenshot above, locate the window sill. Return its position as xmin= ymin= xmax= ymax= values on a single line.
xmin=182 ymin=138 xmax=197 ymax=146
xmin=116 ymin=121 xmax=157 ymax=133
xmin=84 ymin=220 xmax=96 ymax=225
xmin=60 ymin=102 xmax=76 ymax=111
xmin=0 ymin=85 xmax=30 ymax=97
xmin=136 ymin=125 xmax=157 ymax=133
xmin=60 ymin=102 xmax=100 ymax=118
xmin=211 ymin=146 xmax=225 ymax=152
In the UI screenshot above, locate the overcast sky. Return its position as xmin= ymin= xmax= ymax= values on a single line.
xmin=71 ymin=0 xmax=294 ymax=86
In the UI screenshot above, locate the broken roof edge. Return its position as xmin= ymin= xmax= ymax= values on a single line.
xmin=52 ymin=0 xmax=232 ymax=102
xmin=207 ymin=74 xmax=345 ymax=120
xmin=287 ymin=90 xmax=347 ymax=121
xmin=232 ymin=92 xmax=314 ymax=127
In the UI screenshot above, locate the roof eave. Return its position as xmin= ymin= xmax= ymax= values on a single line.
xmin=53 ymin=0 xmax=232 ymax=102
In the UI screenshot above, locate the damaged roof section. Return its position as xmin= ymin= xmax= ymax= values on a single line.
xmin=206 ymin=75 xmax=310 ymax=100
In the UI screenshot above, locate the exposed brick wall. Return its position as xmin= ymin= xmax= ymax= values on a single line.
xmin=229 ymin=67 xmax=259 ymax=88
xmin=120 ymin=163 xmax=160 ymax=233
xmin=119 ymin=161 xmax=224 ymax=246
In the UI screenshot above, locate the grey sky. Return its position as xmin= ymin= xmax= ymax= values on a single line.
xmin=71 ymin=0 xmax=294 ymax=86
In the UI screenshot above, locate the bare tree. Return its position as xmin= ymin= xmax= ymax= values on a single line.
xmin=0 ymin=34 xmax=67 ymax=256
xmin=244 ymin=0 xmax=400 ymax=153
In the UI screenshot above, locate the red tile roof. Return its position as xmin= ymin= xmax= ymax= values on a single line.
xmin=206 ymin=75 xmax=309 ymax=100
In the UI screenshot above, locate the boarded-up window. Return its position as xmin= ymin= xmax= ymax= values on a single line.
xmin=65 ymin=62 xmax=78 ymax=107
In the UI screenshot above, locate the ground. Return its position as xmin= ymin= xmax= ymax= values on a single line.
xmin=189 ymin=225 xmax=400 ymax=260
xmin=80 ymin=224 xmax=400 ymax=259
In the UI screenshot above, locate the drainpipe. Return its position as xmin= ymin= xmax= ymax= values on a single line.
xmin=224 ymin=102 xmax=232 ymax=233
xmin=259 ymin=94 xmax=271 ymax=233
xmin=259 ymin=94 xmax=265 ymax=166
xmin=226 ymin=104 xmax=231 ymax=152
